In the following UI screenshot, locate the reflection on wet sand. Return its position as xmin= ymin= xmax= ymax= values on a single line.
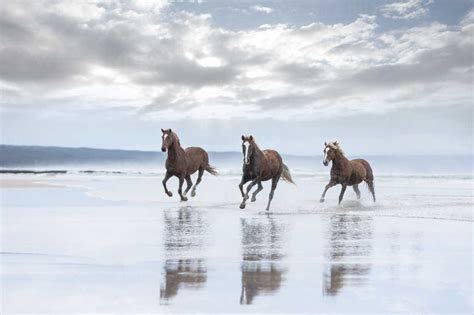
xmin=160 ymin=207 xmax=207 ymax=301
xmin=323 ymin=214 xmax=373 ymax=296
xmin=240 ymin=216 xmax=286 ymax=305
xmin=160 ymin=259 xmax=207 ymax=299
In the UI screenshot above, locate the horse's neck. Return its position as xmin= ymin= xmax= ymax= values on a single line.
xmin=167 ymin=140 xmax=185 ymax=163
xmin=251 ymin=143 xmax=265 ymax=164
xmin=332 ymin=151 xmax=350 ymax=170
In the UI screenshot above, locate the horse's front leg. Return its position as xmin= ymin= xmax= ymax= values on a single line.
xmin=238 ymin=176 xmax=250 ymax=198
xmin=240 ymin=179 xmax=258 ymax=209
xmin=251 ymin=181 xmax=263 ymax=202
xmin=178 ymin=176 xmax=188 ymax=202
xmin=162 ymin=171 xmax=173 ymax=197
xmin=320 ymin=180 xmax=336 ymax=203
xmin=338 ymin=184 xmax=347 ymax=205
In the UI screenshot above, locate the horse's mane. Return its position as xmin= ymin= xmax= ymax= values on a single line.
xmin=327 ymin=141 xmax=345 ymax=156
xmin=171 ymin=131 xmax=181 ymax=147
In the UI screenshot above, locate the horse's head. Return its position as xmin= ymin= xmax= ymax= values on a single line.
xmin=161 ymin=128 xmax=174 ymax=152
xmin=323 ymin=141 xmax=340 ymax=166
xmin=241 ymin=135 xmax=255 ymax=165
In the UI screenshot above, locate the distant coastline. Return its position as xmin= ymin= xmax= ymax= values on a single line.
xmin=1 ymin=145 xmax=472 ymax=175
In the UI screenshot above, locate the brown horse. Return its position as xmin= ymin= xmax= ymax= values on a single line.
xmin=320 ymin=141 xmax=375 ymax=205
xmin=239 ymin=135 xmax=294 ymax=211
xmin=161 ymin=128 xmax=218 ymax=201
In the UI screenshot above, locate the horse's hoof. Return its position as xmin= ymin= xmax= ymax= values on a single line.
xmin=181 ymin=197 xmax=188 ymax=202
xmin=320 ymin=198 xmax=325 ymax=203
xmin=251 ymin=196 xmax=256 ymax=202
xmin=239 ymin=203 xmax=246 ymax=209
xmin=166 ymin=192 xmax=173 ymax=197
xmin=191 ymin=191 xmax=196 ymax=197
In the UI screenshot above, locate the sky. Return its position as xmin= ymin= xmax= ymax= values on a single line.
xmin=0 ymin=0 xmax=473 ymax=155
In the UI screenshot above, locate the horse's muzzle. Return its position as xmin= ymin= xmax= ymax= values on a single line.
xmin=161 ymin=147 xmax=166 ymax=152
xmin=323 ymin=160 xmax=329 ymax=166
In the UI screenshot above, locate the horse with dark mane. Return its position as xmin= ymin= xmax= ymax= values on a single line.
xmin=161 ymin=128 xmax=218 ymax=201
xmin=239 ymin=135 xmax=294 ymax=211
xmin=320 ymin=141 xmax=375 ymax=205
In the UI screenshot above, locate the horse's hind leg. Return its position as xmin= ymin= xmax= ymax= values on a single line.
xmin=183 ymin=175 xmax=193 ymax=198
xmin=266 ymin=174 xmax=280 ymax=211
xmin=162 ymin=171 xmax=173 ymax=197
xmin=367 ymin=180 xmax=376 ymax=202
xmin=178 ymin=176 xmax=188 ymax=202
xmin=338 ymin=184 xmax=347 ymax=205
xmin=191 ymin=168 xmax=204 ymax=197
xmin=251 ymin=181 xmax=263 ymax=202
xmin=353 ymin=184 xmax=361 ymax=199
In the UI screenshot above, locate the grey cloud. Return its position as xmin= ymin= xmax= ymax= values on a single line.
xmin=0 ymin=47 xmax=87 ymax=83
xmin=274 ymin=63 xmax=324 ymax=85
xmin=134 ymin=60 xmax=239 ymax=86
xmin=255 ymin=93 xmax=317 ymax=109
xmin=314 ymin=39 xmax=473 ymax=102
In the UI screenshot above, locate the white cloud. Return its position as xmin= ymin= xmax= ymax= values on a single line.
xmin=251 ymin=5 xmax=273 ymax=14
xmin=0 ymin=1 xmax=472 ymax=124
xmin=380 ymin=0 xmax=431 ymax=20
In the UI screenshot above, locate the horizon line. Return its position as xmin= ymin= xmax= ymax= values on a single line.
xmin=1 ymin=144 xmax=472 ymax=157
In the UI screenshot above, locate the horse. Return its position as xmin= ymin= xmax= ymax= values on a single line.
xmin=161 ymin=128 xmax=218 ymax=201
xmin=320 ymin=141 xmax=375 ymax=205
xmin=238 ymin=135 xmax=294 ymax=211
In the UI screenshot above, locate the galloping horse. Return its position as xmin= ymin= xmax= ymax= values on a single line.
xmin=320 ymin=141 xmax=375 ymax=205
xmin=161 ymin=128 xmax=218 ymax=201
xmin=239 ymin=135 xmax=294 ymax=211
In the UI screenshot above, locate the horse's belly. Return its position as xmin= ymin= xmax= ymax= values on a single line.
xmin=349 ymin=176 xmax=363 ymax=185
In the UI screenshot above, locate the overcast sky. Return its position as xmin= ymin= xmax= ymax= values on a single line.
xmin=0 ymin=0 xmax=472 ymax=155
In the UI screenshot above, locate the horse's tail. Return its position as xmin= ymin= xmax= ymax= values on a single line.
xmin=362 ymin=160 xmax=374 ymax=181
xmin=281 ymin=164 xmax=295 ymax=184
xmin=205 ymin=164 xmax=218 ymax=176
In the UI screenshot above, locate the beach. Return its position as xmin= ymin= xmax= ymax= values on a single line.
xmin=1 ymin=170 xmax=472 ymax=314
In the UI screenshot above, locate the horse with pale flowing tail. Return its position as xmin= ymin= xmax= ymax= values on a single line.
xmin=161 ymin=128 xmax=218 ymax=201
xmin=320 ymin=141 xmax=375 ymax=205
xmin=239 ymin=135 xmax=294 ymax=211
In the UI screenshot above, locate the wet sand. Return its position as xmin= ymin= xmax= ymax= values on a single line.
xmin=0 ymin=178 xmax=64 ymax=188
xmin=1 ymin=174 xmax=472 ymax=313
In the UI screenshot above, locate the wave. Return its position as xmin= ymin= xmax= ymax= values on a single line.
xmin=1 ymin=168 xmax=472 ymax=180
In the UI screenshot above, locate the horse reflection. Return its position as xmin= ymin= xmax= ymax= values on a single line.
xmin=160 ymin=207 xmax=207 ymax=301
xmin=240 ymin=217 xmax=286 ymax=305
xmin=323 ymin=214 xmax=373 ymax=296
xmin=160 ymin=259 xmax=207 ymax=299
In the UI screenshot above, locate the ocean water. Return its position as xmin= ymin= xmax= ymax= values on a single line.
xmin=1 ymin=155 xmax=473 ymax=313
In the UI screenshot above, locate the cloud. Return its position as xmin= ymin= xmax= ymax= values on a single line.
xmin=380 ymin=0 xmax=431 ymax=20
xmin=0 ymin=1 xmax=472 ymax=123
xmin=251 ymin=5 xmax=273 ymax=14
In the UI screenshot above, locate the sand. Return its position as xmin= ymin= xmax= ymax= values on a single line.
xmin=0 ymin=178 xmax=64 ymax=188
xmin=0 ymin=173 xmax=472 ymax=313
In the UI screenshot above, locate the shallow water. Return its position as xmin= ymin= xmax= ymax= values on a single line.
xmin=1 ymin=173 xmax=473 ymax=313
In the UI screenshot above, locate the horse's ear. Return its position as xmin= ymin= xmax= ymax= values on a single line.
xmin=241 ymin=135 xmax=245 ymax=141
xmin=334 ymin=141 xmax=338 ymax=146
xmin=249 ymin=135 xmax=253 ymax=141
xmin=324 ymin=142 xmax=327 ymax=146
xmin=161 ymin=128 xmax=165 ymax=133
xmin=169 ymin=128 xmax=172 ymax=133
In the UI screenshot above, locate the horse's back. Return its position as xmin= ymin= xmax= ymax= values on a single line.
xmin=185 ymin=147 xmax=209 ymax=172
xmin=351 ymin=158 xmax=374 ymax=181
xmin=262 ymin=149 xmax=283 ymax=179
